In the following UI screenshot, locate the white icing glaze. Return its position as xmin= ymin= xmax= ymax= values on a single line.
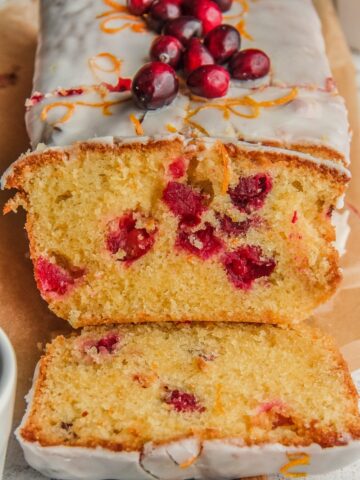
xmin=15 ymin=365 xmax=360 ymax=480
xmin=26 ymin=85 xmax=351 ymax=164
xmin=235 ymin=0 xmax=332 ymax=88
xmin=332 ymin=209 xmax=351 ymax=257
xmin=25 ymin=0 xmax=350 ymax=166
xmin=188 ymin=88 xmax=350 ymax=162
xmin=34 ymin=0 xmax=154 ymax=92
xmin=34 ymin=0 xmax=332 ymax=93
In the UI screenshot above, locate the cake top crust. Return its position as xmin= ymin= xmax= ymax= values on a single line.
xmin=25 ymin=0 xmax=350 ymax=164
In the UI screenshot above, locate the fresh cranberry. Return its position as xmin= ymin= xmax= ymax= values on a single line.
xmin=222 ymin=245 xmax=276 ymax=290
xmin=229 ymin=49 xmax=270 ymax=80
xmin=190 ymin=0 xmax=222 ymax=35
xmin=187 ymin=64 xmax=230 ymax=98
xmin=183 ymin=38 xmax=214 ymax=75
xmin=35 ymin=257 xmax=83 ymax=296
xmin=163 ymin=16 xmax=203 ymax=46
xmin=150 ymin=35 xmax=183 ymax=68
xmin=106 ymin=212 xmax=156 ymax=263
xmin=212 ymin=0 xmax=232 ymax=11
xmin=218 ymin=214 xmax=252 ymax=236
xmin=228 ymin=173 xmax=272 ymax=213
xmin=103 ymin=78 xmax=132 ymax=92
xmin=127 ymin=0 xmax=154 ymax=15
xmin=162 ymin=181 xmax=205 ymax=226
xmin=147 ymin=0 xmax=181 ymax=32
xmin=165 ymin=389 xmax=206 ymax=412
xmin=132 ymin=62 xmax=179 ymax=110
xmin=168 ymin=157 xmax=186 ymax=178
xmin=176 ymin=223 xmax=222 ymax=259
xmin=96 ymin=334 xmax=120 ymax=353
xmin=204 ymin=24 xmax=240 ymax=63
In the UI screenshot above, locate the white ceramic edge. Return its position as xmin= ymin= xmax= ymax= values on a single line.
xmin=0 ymin=328 xmax=17 ymax=479
xmin=15 ymin=366 xmax=360 ymax=480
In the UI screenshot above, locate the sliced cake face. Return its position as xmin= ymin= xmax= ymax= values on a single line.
xmin=19 ymin=323 xmax=360 ymax=454
xmin=3 ymin=139 xmax=347 ymax=327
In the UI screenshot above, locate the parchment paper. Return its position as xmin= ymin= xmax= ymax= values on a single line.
xmin=0 ymin=1 xmax=359 ymax=479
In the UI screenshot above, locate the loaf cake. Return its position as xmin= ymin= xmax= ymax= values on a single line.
xmin=3 ymin=0 xmax=349 ymax=327
xmin=2 ymin=136 xmax=348 ymax=327
xmin=17 ymin=322 xmax=360 ymax=480
xmin=1 ymin=0 xmax=351 ymax=327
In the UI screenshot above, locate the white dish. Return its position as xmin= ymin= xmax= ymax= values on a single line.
xmin=0 ymin=328 xmax=17 ymax=479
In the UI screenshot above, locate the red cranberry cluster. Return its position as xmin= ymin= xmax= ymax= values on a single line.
xmin=128 ymin=0 xmax=270 ymax=109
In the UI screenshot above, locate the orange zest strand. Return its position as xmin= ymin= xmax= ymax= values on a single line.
xmin=179 ymin=454 xmax=199 ymax=469
xmin=279 ymin=453 xmax=310 ymax=479
xmin=98 ymin=0 xmax=146 ymax=35
xmin=100 ymin=16 xmax=146 ymax=34
xmin=185 ymin=118 xmax=210 ymax=136
xmin=187 ymin=88 xmax=298 ymax=123
xmin=41 ymin=98 xmax=130 ymax=126
xmin=213 ymin=383 xmax=225 ymax=414
xmin=166 ymin=123 xmax=178 ymax=133
xmin=236 ymin=19 xmax=253 ymax=40
xmin=40 ymin=102 xmax=75 ymax=125
xmin=218 ymin=143 xmax=230 ymax=194
xmin=254 ymin=87 xmax=298 ymax=108
xmin=223 ymin=0 xmax=252 ymax=40
xmin=88 ymin=52 xmax=122 ymax=84
xmin=103 ymin=0 xmax=128 ymax=11
xmin=130 ymin=114 xmax=144 ymax=135
xmin=224 ymin=0 xmax=249 ymax=19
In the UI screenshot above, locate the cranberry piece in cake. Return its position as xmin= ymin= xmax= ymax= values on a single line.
xmin=35 ymin=257 xmax=84 ymax=296
xmin=229 ymin=48 xmax=271 ymax=80
xmin=183 ymin=38 xmax=214 ymax=75
xmin=163 ymin=16 xmax=203 ymax=46
xmin=222 ymin=245 xmax=276 ymax=290
xmin=78 ymin=333 xmax=121 ymax=362
xmin=127 ymin=0 xmax=154 ymax=15
xmin=96 ymin=334 xmax=120 ymax=353
xmin=213 ymin=0 xmax=232 ymax=11
xmin=256 ymin=400 xmax=295 ymax=428
xmin=147 ymin=0 xmax=181 ymax=33
xmin=190 ymin=0 xmax=222 ymax=35
xmin=150 ymin=35 xmax=183 ymax=68
xmin=218 ymin=214 xmax=253 ymax=236
xmin=187 ymin=64 xmax=230 ymax=98
xmin=106 ymin=212 xmax=156 ymax=263
xmin=162 ymin=181 xmax=206 ymax=225
xmin=228 ymin=173 xmax=273 ymax=213
xmin=204 ymin=24 xmax=241 ymax=63
xmin=168 ymin=157 xmax=187 ymax=179
xmin=176 ymin=223 xmax=223 ymax=259
xmin=132 ymin=62 xmax=179 ymax=110
xmin=165 ymin=389 xmax=206 ymax=412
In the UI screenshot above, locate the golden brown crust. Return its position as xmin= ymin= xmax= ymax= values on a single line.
xmin=3 ymin=138 xmax=349 ymax=193
xmin=20 ymin=324 xmax=360 ymax=452
xmin=236 ymin=139 xmax=347 ymax=166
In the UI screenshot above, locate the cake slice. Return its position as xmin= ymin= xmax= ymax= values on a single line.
xmin=17 ymin=322 xmax=360 ymax=480
xmin=2 ymin=137 xmax=348 ymax=327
